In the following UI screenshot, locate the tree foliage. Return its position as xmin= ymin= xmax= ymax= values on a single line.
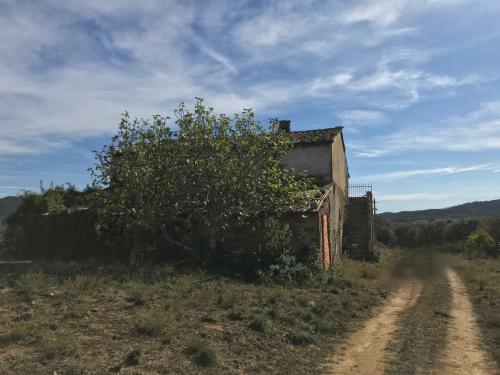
xmin=465 ymin=228 xmax=496 ymax=257
xmin=376 ymin=215 xmax=499 ymax=257
xmin=0 ymin=186 xmax=113 ymax=261
xmin=90 ymin=99 xmax=318 ymax=265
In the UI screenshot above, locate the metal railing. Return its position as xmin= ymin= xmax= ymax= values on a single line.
xmin=348 ymin=184 xmax=372 ymax=198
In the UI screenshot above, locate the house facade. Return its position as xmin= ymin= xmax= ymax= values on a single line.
xmin=279 ymin=121 xmax=349 ymax=269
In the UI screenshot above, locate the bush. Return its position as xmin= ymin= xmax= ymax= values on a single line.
xmin=193 ymin=348 xmax=217 ymax=367
xmin=465 ymin=229 xmax=497 ymax=258
xmin=266 ymin=254 xmax=319 ymax=283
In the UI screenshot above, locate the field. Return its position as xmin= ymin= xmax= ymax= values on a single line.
xmin=1 ymin=248 xmax=499 ymax=374
xmin=0 ymin=248 xmax=400 ymax=374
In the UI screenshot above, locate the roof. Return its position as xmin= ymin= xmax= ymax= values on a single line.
xmin=288 ymin=127 xmax=343 ymax=144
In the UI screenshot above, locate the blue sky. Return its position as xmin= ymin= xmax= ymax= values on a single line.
xmin=1 ymin=0 xmax=499 ymax=212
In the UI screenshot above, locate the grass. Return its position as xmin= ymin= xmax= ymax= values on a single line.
xmin=384 ymin=251 xmax=452 ymax=374
xmin=124 ymin=349 xmax=141 ymax=366
xmin=287 ymin=331 xmax=316 ymax=346
xmin=450 ymin=255 xmax=500 ymax=367
xmin=185 ymin=340 xmax=218 ymax=367
xmin=0 ymin=246 xmax=401 ymax=374
xmin=248 ymin=313 xmax=273 ymax=333
xmin=134 ymin=306 xmax=173 ymax=336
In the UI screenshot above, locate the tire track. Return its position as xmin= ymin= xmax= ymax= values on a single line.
xmin=324 ymin=279 xmax=422 ymax=375
xmin=431 ymin=268 xmax=498 ymax=375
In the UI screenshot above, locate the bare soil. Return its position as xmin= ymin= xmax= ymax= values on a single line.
xmin=325 ymin=279 xmax=422 ymax=374
xmin=431 ymin=268 xmax=497 ymax=375
xmin=324 ymin=252 xmax=500 ymax=375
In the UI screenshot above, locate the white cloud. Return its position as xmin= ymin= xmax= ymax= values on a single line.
xmin=352 ymin=101 xmax=500 ymax=157
xmin=339 ymin=110 xmax=388 ymax=128
xmin=0 ymin=0 xmax=495 ymax=156
xmin=354 ymin=164 xmax=493 ymax=182
xmin=376 ymin=192 xmax=451 ymax=201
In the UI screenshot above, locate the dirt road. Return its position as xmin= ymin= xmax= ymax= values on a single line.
xmin=325 ymin=254 xmax=498 ymax=375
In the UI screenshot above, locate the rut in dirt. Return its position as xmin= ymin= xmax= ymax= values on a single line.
xmin=431 ymin=268 xmax=497 ymax=375
xmin=325 ymin=278 xmax=422 ymax=374
xmin=324 ymin=252 xmax=499 ymax=375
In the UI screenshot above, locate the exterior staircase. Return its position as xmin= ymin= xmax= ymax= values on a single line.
xmin=343 ymin=190 xmax=376 ymax=260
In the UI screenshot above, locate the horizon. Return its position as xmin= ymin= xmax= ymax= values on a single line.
xmin=1 ymin=1 xmax=500 ymax=212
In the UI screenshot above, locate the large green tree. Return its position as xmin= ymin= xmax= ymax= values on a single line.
xmin=91 ymin=99 xmax=318 ymax=261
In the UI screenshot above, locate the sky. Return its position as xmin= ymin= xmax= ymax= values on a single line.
xmin=0 ymin=0 xmax=500 ymax=212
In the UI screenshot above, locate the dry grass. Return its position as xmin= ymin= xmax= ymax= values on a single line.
xmin=450 ymin=255 xmax=500 ymax=367
xmin=0 ymin=246 xmax=400 ymax=374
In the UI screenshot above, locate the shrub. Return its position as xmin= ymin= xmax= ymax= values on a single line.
xmin=266 ymin=255 xmax=319 ymax=283
xmin=465 ymin=229 xmax=497 ymax=258
xmin=193 ymin=348 xmax=217 ymax=367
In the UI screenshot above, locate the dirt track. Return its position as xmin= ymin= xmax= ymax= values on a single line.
xmin=431 ymin=269 xmax=496 ymax=375
xmin=326 ymin=280 xmax=422 ymax=374
xmin=325 ymin=256 xmax=498 ymax=375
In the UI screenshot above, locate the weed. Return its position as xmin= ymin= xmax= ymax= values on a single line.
xmin=227 ymin=306 xmax=249 ymax=321
xmin=311 ymin=312 xmax=345 ymax=334
xmin=16 ymin=272 xmax=52 ymax=300
xmin=0 ymin=321 xmax=35 ymax=346
xmin=287 ymin=331 xmax=316 ymax=346
xmin=217 ymin=291 xmax=236 ymax=309
xmin=39 ymin=331 xmax=77 ymax=359
xmin=185 ymin=340 xmax=217 ymax=367
xmin=248 ymin=314 xmax=272 ymax=333
xmin=193 ymin=348 xmax=217 ymax=367
xmin=124 ymin=349 xmax=141 ymax=366
xmin=66 ymin=275 xmax=109 ymax=293
xmin=360 ymin=263 xmax=379 ymax=279
xmin=125 ymin=281 xmax=155 ymax=306
xmin=135 ymin=307 xmax=173 ymax=336
xmin=64 ymin=297 xmax=92 ymax=319
xmin=60 ymin=365 xmax=89 ymax=375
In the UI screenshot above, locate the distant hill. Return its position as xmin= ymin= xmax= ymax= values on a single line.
xmin=0 ymin=196 xmax=21 ymax=230
xmin=380 ymin=199 xmax=500 ymax=222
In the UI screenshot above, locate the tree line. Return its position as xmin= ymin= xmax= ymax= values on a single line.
xmin=376 ymin=215 xmax=500 ymax=257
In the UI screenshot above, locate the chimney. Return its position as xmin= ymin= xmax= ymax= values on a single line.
xmin=278 ymin=120 xmax=291 ymax=132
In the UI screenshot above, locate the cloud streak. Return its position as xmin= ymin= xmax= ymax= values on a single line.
xmin=352 ymin=100 xmax=500 ymax=157
xmin=353 ymin=164 xmax=494 ymax=182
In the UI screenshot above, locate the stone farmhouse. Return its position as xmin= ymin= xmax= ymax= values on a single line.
xmin=280 ymin=120 xmax=375 ymax=269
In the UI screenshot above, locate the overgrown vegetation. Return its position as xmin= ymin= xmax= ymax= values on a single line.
xmin=90 ymin=99 xmax=318 ymax=270
xmin=0 ymin=247 xmax=400 ymax=374
xmin=1 ymin=100 xmax=321 ymax=278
